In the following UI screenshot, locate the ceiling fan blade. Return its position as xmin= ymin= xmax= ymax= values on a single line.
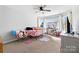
xmin=46 ymin=10 xmax=51 ymax=12
xmin=43 ymin=10 xmax=51 ymax=12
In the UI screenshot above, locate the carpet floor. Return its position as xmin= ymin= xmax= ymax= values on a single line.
xmin=3 ymin=34 xmax=61 ymax=53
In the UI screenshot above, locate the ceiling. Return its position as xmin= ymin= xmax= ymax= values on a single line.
xmin=34 ymin=5 xmax=73 ymax=16
xmin=5 ymin=5 xmax=74 ymax=16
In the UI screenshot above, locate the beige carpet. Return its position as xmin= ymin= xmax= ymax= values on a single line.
xmin=3 ymin=35 xmax=61 ymax=53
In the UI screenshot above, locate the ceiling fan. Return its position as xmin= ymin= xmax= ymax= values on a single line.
xmin=33 ymin=5 xmax=51 ymax=13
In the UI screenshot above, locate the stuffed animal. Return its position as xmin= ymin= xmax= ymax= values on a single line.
xmin=17 ymin=31 xmax=24 ymax=38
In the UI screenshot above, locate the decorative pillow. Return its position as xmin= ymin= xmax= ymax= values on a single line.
xmin=11 ymin=30 xmax=16 ymax=37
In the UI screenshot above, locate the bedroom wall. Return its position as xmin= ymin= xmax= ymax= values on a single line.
xmin=72 ymin=6 xmax=79 ymax=33
xmin=0 ymin=5 xmax=37 ymax=43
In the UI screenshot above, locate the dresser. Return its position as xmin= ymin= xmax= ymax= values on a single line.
xmin=61 ymin=33 xmax=79 ymax=53
xmin=0 ymin=37 xmax=3 ymax=53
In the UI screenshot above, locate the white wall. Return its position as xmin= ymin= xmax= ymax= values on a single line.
xmin=0 ymin=5 xmax=37 ymax=43
xmin=72 ymin=6 xmax=79 ymax=33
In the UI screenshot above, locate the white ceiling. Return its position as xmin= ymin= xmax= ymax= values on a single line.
xmin=5 ymin=5 xmax=74 ymax=16
xmin=34 ymin=5 xmax=73 ymax=16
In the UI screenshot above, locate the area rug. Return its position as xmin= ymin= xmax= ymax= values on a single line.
xmin=39 ymin=36 xmax=49 ymax=42
xmin=24 ymin=39 xmax=32 ymax=44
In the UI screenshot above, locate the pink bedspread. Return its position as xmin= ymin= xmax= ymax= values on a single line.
xmin=26 ymin=30 xmax=42 ymax=37
xmin=16 ymin=28 xmax=42 ymax=39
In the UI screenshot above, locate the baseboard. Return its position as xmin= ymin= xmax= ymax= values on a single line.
xmin=3 ymin=39 xmax=17 ymax=44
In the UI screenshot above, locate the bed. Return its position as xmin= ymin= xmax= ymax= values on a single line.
xmin=16 ymin=27 xmax=43 ymax=39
